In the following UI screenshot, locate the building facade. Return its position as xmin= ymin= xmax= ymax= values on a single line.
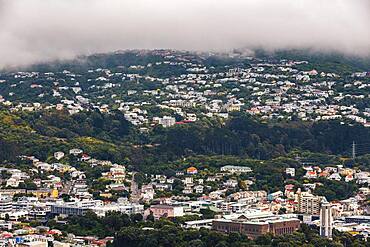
xmin=297 ymin=192 xmax=323 ymax=215
xmin=149 ymin=205 xmax=184 ymax=219
xmin=212 ymin=218 xmax=300 ymax=239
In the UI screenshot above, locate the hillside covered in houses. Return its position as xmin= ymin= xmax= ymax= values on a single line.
xmin=0 ymin=50 xmax=369 ymax=246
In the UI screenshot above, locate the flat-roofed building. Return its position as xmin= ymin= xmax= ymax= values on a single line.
xmin=297 ymin=191 xmax=323 ymax=215
xmin=212 ymin=217 xmax=300 ymax=239
xmin=183 ymin=219 xmax=214 ymax=229
xmin=0 ymin=196 xmax=12 ymax=214
xmin=345 ymin=215 xmax=370 ymax=224
xmin=149 ymin=204 xmax=184 ymax=219
xmin=220 ymin=166 xmax=252 ymax=174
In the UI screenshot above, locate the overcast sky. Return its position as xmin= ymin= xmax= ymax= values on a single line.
xmin=0 ymin=0 xmax=369 ymax=68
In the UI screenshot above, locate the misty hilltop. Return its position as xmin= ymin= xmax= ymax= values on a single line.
xmin=2 ymin=49 xmax=370 ymax=73
xmin=0 ymin=0 xmax=369 ymax=69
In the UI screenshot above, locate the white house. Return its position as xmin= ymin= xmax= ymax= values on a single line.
xmin=54 ymin=152 xmax=65 ymax=161
xmin=285 ymin=168 xmax=295 ymax=177
xmin=194 ymin=185 xmax=204 ymax=194
xmin=220 ymin=166 xmax=252 ymax=173
xmin=328 ymin=173 xmax=341 ymax=181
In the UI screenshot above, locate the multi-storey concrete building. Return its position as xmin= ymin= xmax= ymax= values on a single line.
xmin=297 ymin=191 xmax=323 ymax=215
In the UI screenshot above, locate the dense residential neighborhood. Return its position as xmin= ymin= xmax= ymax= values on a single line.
xmin=0 ymin=50 xmax=369 ymax=128
xmin=0 ymin=51 xmax=369 ymax=246
xmin=0 ymin=143 xmax=368 ymax=245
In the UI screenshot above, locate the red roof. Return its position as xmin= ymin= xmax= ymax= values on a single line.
xmin=285 ymin=184 xmax=294 ymax=189
xmin=1 ymin=233 xmax=13 ymax=238
xmin=187 ymin=167 xmax=198 ymax=172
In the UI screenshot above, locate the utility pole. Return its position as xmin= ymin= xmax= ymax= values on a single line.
xmin=352 ymin=141 xmax=356 ymax=160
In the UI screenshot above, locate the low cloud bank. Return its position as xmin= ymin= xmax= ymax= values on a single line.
xmin=0 ymin=0 xmax=369 ymax=68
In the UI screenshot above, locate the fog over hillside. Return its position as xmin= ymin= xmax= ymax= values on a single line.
xmin=0 ymin=0 xmax=369 ymax=68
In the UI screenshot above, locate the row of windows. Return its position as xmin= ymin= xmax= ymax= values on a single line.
xmin=216 ymin=223 xmax=297 ymax=236
xmin=216 ymin=224 xmax=262 ymax=233
xmin=275 ymin=227 xmax=295 ymax=235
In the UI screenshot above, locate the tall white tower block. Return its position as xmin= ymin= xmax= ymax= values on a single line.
xmin=320 ymin=198 xmax=333 ymax=239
